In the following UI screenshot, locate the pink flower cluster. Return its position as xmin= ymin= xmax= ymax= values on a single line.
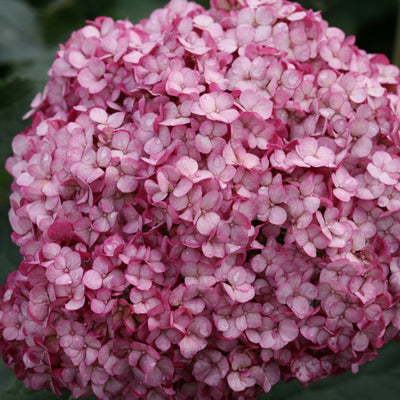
xmin=2 ymin=0 xmax=400 ymax=398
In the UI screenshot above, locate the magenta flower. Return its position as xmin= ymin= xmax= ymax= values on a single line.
xmin=2 ymin=0 xmax=400 ymax=399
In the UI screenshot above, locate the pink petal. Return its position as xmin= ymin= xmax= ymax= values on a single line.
xmin=55 ymin=273 xmax=73 ymax=286
xmin=90 ymin=107 xmax=108 ymax=124
xmin=279 ymin=320 xmax=299 ymax=342
xmin=108 ymin=112 xmax=125 ymax=128
xmin=178 ymin=335 xmax=206 ymax=359
xmin=65 ymin=296 xmax=85 ymax=311
xmin=333 ymin=188 xmax=352 ymax=202
xmin=351 ymin=331 xmax=369 ymax=352
xmin=227 ymin=371 xmax=247 ymax=392
xmin=172 ymin=178 xmax=193 ymax=197
xmin=117 ymin=175 xmax=138 ymax=193
xmin=177 ymin=156 xmax=198 ymax=177
xmin=297 ymin=138 xmax=318 ymax=156
xmin=83 ymin=270 xmax=103 ymax=290
xmin=290 ymin=295 xmax=310 ymax=319
xmin=69 ymin=51 xmax=87 ymax=69
xmin=196 ymin=212 xmax=220 ymax=235
xmin=269 ymin=206 xmax=287 ymax=225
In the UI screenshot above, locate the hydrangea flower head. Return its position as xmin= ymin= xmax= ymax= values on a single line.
xmin=2 ymin=0 xmax=400 ymax=398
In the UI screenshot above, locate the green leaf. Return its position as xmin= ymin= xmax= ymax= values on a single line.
xmin=9 ymin=49 xmax=56 ymax=90
xmin=0 ymin=0 xmax=45 ymax=63
xmin=260 ymin=341 xmax=400 ymax=400
xmin=0 ymin=76 xmax=39 ymax=162
xmin=0 ymin=77 xmax=37 ymax=284
xmin=1 ymin=377 xmax=100 ymax=400
xmin=321 ymin=0 xmax=396 ymax=36
xmin=38 ymin=0 xmax=116 ymax=47
xmin=2 ymin=378 xmax=72 ymax=400
xmin=0 ymin=203 xmax=22 ymax=284
xmin=297 ymin=0 xmax=397 ymax=57
xmin=111 ymin=0 xmax=170 ymax=24
xmin=0 ymin=359 xmax=15 ymax=397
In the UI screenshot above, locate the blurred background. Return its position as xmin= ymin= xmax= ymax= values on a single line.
xmin=1 ymin=0 xmax=400 ymax=399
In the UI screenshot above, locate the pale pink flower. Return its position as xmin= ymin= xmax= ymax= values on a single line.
xmin=222 ymin=266 xmax=255 ymax=303
xmin=246 ymin=317 xmax=299 ymax=351
xmin=77 ymin=58 xmax=107 ymax=94
xmin=275 ymin=277 xmax=318 ymax=319
xmin=192 ymin=349 xmax=229 ymax=387
xmin=291 ymin=354 xmax=322 ymax=383
xmin=227 ymin=350 xmax=263 ymax=392
xmin=178 ymin=316 xmax=212 ymax=358
xmin=192 ymin=91 xmax=239 ymax=123
xmin=289 ymin=137 xmax=336 ymax=168
xmin=166 ymin=68 xmax=205 ymax=97
xmin=332 ymin=166 xmax=358 ymax=202
xmin=367 ymin=151 xmax=400 ymax=185
xmin=46 ymin=248 xmax=83 ymax=287
xmin=194 ymin=190 xmax=222 ymax=236
xmin=236 ymin=90 xmax=273 ymax=119
xmin=1 ymin=307 xmax=25 ymax=341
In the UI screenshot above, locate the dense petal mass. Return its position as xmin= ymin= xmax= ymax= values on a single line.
xmin=2 ymin=0 xmax=400 ymax=399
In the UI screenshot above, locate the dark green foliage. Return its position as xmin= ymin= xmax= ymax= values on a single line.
xmin=260 ymin=340 xmax=400 ymax=400
xmin=299 ymin=0 xmax=397 ymax=57
xmin=0 ymin=0 xmax=44 ymax=63
xmin=0 ymin=0 xmax=399 ymax=399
